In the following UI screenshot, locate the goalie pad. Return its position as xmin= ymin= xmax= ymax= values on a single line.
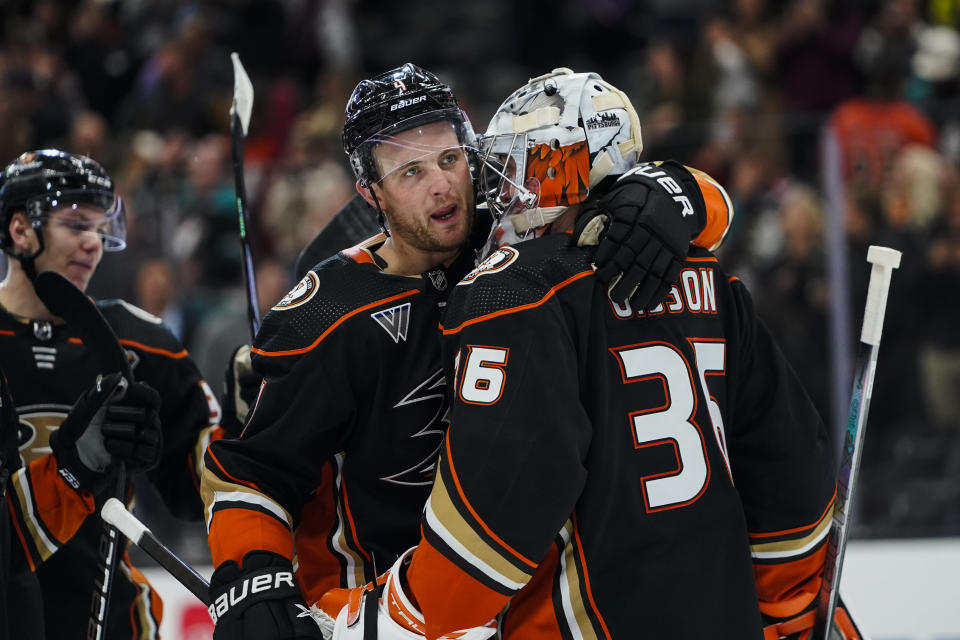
xmin=326 ymin=549 xmax=496 ymax=640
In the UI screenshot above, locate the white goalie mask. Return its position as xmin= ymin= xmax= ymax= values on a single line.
xmin=477 ymin=68 xmax=643 ymax=241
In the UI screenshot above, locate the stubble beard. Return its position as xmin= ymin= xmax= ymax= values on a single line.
xmin=389 ymin=197 xmax=475 ymax=255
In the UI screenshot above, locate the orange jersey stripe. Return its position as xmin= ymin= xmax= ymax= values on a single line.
xmin=572 ymin=513 xmax=612 ymax=640
xmin=208 ymin=507 xmax=293 ymax=567
xmin=409 ymin=538 xmax=511 ymax=639
xmin=0 ymin=329 xmax=15 ymax=336
xmin=685 ymin=256 xmax=719 ymax=263
xmin=339 ymin=476 xmax=372 ymax=563
xmin=342 ymin=237 xmax=384 ymax=266
xmin=66 ymin=337 xmax=189 ymax=359
xmin=441 ymin=270 xmax=593 ymax=336
xmin=127 ymin=554 xmax=164 ymax=633
xmin=7 ymin=497 xmax=36 ymax=572
xmin=443 ymin=437 xmax=537 ymax=569
xmin=750 ymin=491 xmax=836 ymax=539
xmin=207 ymin=447 xmax=264 ymax=494
xmin=252 ymin=289 xmax=420 ymax=357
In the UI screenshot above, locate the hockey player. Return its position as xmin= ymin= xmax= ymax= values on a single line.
xmin=202 ymin=63 xmax=732 ymax=639
xmin=320 ymin=69 xmax=862 ymax=639
xmin=0 ymin=149 xmax=223 ymax=639
xmin=0 ymin=362 xmax=161 ymax=640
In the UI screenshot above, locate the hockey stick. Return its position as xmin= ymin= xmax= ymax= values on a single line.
xmin=101 ymin=497 xmax=210 ymax=604
xmin=34 ymin=270 xmax=133 ymax=640
xmin=813 ymin=246 xmax=901 ymax=639
xmin=230 ymin=52 xmax=261 ymax=340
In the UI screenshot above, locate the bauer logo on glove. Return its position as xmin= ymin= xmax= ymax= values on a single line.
xmin=208 ymin=568 xmax=297 ymax=624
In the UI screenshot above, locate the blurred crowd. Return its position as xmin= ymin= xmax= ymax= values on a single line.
xmin=2 ymin=0 xmax=959 ymax=541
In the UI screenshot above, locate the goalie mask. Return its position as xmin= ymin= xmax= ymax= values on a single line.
xmin=0 ymin=149 xmax=127 ymax=272
xmin=478 ymin=68 xmax=643 ymax=240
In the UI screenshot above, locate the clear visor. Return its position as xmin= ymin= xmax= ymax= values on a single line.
xmin=359 ymin=118 xmax=475 ymax=185
xmin=477 ymin=132 xmax=541 ymax=217
xmin=28 ymin=189 xmax=127 ymax=251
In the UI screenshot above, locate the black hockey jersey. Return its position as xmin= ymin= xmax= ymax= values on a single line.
xmin=203 ymin=235 xmax=470 ymax=604
xmin=407 ymin=236 xmax=836 ymax=639
xmin=0 ymin=299 xmax=221 ymax=640
xmin=2 ymin=364 xmax=95 ymax=640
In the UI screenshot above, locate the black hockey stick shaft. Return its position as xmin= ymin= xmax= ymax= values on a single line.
xmin=813 ymin=246 xmax=901 ymax=639
xmin=34 ymin=270 xmax=133 ymax=640
xmin=230 ymin=52 xmax=261 ymax=340
xmin=101 ymin=498 xmax=210 ymax=604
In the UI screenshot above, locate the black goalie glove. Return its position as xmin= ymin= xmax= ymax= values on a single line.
xmin=50 ymin=372 xmax=162 ymax=494
xmin=209 ymin=551 xmax=322 ymax=640
xmin=573 ymin=160 xmax=707 ymax=311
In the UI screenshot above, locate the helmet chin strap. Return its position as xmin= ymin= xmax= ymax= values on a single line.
xmin=508 ymin=205 xmax=566 ymax=235
xmin=8 ymin=225 xmax=45 ymax=283
xmin=366 ymin=184 xmax=391 ymax=238
xmin=18 ymin=254 xmax=39 ymax=283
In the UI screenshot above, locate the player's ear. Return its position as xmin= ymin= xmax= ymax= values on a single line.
xmin=8 ymin=211 xmax=38 ymax=253
xmin=356 ymin=180 xmax=378 ymax=209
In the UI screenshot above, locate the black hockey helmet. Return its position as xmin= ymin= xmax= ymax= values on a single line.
xmin=342 ymin=63 xmax=478 ymax=187
xmin=0 ymin=149 xmax=126 ymax=260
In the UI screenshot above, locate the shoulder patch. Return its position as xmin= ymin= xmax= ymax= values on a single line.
xmin=273 ymin=271 xmax=320 ymax=311
xmin=459 ymin=246 xmax=519 ymax=285
xmin=371 ymin=302 xmax=411 ymax=343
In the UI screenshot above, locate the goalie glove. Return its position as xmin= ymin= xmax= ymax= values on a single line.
xmin=49 ymin=372 xmax=162 ymax=494
xmin=572 ymin=160 xmax=707 ymax=311
xmin=209 ymin=550 xmax=323 ymax=640
xmin=318 ymin=549 xmax=496 ymax=640
xmin=762 ymin=595 xmax=864 ymax=640
xmin=220 ymin=344 xmax=262 ymax=438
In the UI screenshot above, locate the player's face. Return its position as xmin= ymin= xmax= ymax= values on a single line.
xmin=33 ymin=204 xmax=107 ymax=291
xmin=372 ymin=121 xmax=474 ymax=258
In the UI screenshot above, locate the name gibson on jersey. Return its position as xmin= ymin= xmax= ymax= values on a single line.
xmin=609 ymin=267 xmax=717 ymax=318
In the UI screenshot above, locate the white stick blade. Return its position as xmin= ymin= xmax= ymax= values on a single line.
xmin=230 ymin=52 xmax=254 ymax=135
xmin=101 ymin=497 xmax=149 ymax=544
xmin=866 ymin=245 xmax=902 ymax=269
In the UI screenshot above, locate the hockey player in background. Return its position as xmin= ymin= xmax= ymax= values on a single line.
xmin=0 ymin=149 xmax=224 ymax=639
xmin=0 ymin=362 xmax=161 ymax=640
xmin=202 ymin=63 xmax=734 ymax=639
xmin=319 ymin=69 xmax=863 ymax=639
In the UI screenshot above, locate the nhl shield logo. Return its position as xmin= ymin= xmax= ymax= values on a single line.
xmin=425 ymin=268 xmax=447 ymax=292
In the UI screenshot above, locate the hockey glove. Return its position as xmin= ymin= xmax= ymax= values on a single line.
xmin=319 ymin=549 xmax=496 ymax=640
xmin=50 ymin=372 xmax=162 ymax=492
xmin=762 ymin=595 xmax=863 ymax=640
xmin=50 ymin=372 xmax=162 ymax=493
xmin=573 ymin=160 xmax=707 ymax=311
xmin=220 ymin=344 xmax=261 ymax=438
xmin=209 ymin=550 xmax=323 ymax=640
